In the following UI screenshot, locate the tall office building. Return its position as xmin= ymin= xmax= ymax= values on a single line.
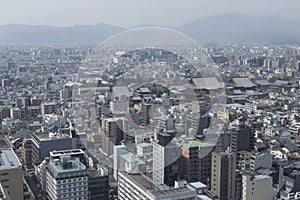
xmin=0 ymin=148 xmax=24 ymax=200
xmin=211 ymin=151 xmax=236 ymax=200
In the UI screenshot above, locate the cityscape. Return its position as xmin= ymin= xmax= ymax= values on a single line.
xmin=0 ymin=1 xmax=300 ymax=200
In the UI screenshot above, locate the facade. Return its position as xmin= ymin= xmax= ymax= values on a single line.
xmin=101 ymin=117 xmax=126 ymax=156
xmin=44 ymin=155 xmax=88 ymax=200
xmin=87 ymin=170 xmax=109 ymax=200
xmin=182 ymin=140 xmax=214 ymax=184
xmin=250 ymin=152 xmax=272 ymax=172
xmin=211 ymin=151 xmax=236 ymax=200
xmin=140 ymin=103 xmax=151 ymax=126
xmin=153 ymin=138 xmax=182 ymax=186
xmin=242 ymin=173 xmax=273 ymax=200
xmin=280 ymin=171 xmax=300 ymax=200
xmin=21 ymin=137 xmax=33 ymax=169
xmin=41 ymin=102 xmax=59 ymax=116
xmin=230 ymin=124 xmax=255 ymax=152
xmin=0 ymin=148 xmax=23 ymax=200
xmin=31 ymin=132 xmax=75 ymax=166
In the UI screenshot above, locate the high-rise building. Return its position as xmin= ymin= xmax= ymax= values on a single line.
xmin=140 ymin=103 xmax=151 ymax=126
xmin=0 ymin=148 xmax=24 ymax=200
xmin=44 ymin=155 xmax=88 ymax=200
xmin=211 ymin=151 xmax=236 ymax=200
xmin=230 ymin=123 xmax=255 ymax=152
xmin=153 ymin=133 xmax=182 ymax=186
xmin=101 ymin=117 xmax=126 ymax=156
xmin=182 ymin=140 xmax=214 ymax=184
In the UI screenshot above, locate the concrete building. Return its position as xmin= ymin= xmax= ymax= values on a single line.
xmin=242 ymin=173 xmax=273 ymax=200
xmin=87 ymin=170 xmax=109 ymax=200
xmin=182 ymin=140 xmax=214 ymax=185
xmin=153 ymin=137 xmax=182 ymax=186
xmin=101 ymin=117 xmax=126 ymax=156
xmin=44 ymin=155 xmax=88 ymax=200
xmin=140 ymin=103 xmax=151 ymax=126
xmin=31 ymin=132 xmax=76 ymax=166
xmin=118 ymin=171 xmax=197 ymax=200
xmin=41 ymin=102 xmax=58 ymax=116
xmin=211 ymin=151 xmax=236 ymax=200
xmin=0 ymin=148 xmax=23 ymax=200
xmin=250 ymin=152 xmax=272 ymax=172
xmin=10 ymin=107 xmax=21 ymax=120
xmin=21 ymin=137 xmax=33 ymax=169
xmin=280 ymin=170 xmax=300 ymax=200
xmin=230 ymin=124 xmax=255 ymax=152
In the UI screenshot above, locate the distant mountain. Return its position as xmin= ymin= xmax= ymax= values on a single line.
xmin=1 ymin=13 xmax=300 ymax=44
xmin=178 ymin=13 xmax=300 ymax=43
xmin=0 ymin=23 xmax=125 ymax=44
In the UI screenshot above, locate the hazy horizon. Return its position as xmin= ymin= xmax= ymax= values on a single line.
xmin=0 ymin=0 xmax=299 ymax=28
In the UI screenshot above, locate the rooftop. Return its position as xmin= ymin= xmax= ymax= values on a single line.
xmin=232 ymin=77 xmax=256 ymax=88
xmin=183 ymin=140 xmax=214 ymax=148
xmin=0 ymin=148 xmax=22 ymax=169
xmin=192 ymin=77 xmax=223 ymax=90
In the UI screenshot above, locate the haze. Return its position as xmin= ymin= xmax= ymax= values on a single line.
xmin=0 ymin=0 xmax=299 ymax=28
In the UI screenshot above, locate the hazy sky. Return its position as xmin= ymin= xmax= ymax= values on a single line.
xmin=0 ymin=0 xmax=299 ymax=28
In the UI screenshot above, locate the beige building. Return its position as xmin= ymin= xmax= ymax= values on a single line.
xmin=0 ymin=148 xmax=23 ymax=200
xmin=242 ymin=173 xmax=273 ymax=200
xmin=211 ymin=151 xmax=236 ymax=200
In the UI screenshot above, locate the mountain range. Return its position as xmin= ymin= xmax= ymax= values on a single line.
xmin=1 ymin=13 xmax=300 ymax=44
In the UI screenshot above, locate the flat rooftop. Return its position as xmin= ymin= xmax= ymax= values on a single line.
xmin=0 ymin=148 xmax=22 ymax=169
xmin=183 ymin=140 xmax=214 ymax=148
xmin=123 ymin=172 xmax=196 ymax=197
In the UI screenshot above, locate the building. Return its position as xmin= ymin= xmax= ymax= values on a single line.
xmin=87 ymin=170 xmax=109 ymax=200
xmin=211 ymin=151 xmax=236 ymax=200
xmin=230 ymin=123 xmax=255 ymax=152
xmin=118 ymin=171 xmax=197 ymax=200
xmin=140 ymin=103 xmax=151 ymax=126
xmin=182 ymin=140 xmax=214 ymax=184
xmin=0 ymin=183 xmax=10 ymax=200
xmin=153 ymin=134 xmax=182 ymax=186
xmin=101 ymin=117 xmax=126 ymax=156
xmin=280 ymin=170 xmax=300 ymax=200
xmin=21 ymin=137 xmax=33 ymax=169
xmin=44 ymin=155 xmax=88 ymax=200
xmin=250 ymin=152 xmax=272 ymax=172
xmin=10 ymin=107 xmax=21 ymax=120
xmin=242 ymin=173 xmax=273 ymax=200
xmin=31 ymin=132 xmax=76 ymax=166
xmin=0 ymin=148 xmax=23 ymax=200
xmin=41 ymin=102 xmax=58 ymax=116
